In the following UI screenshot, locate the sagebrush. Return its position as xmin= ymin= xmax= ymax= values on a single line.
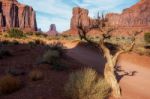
xmin=8 ymin=28 xmax=25 ymax=38
xmin=64 ymin=68 xmax=110 ymax=99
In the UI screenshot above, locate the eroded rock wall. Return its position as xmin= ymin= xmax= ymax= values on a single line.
xmin=0 ymin=0 xmax=37 ymax=32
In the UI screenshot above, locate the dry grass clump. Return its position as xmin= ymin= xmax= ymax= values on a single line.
xmin=144 ymin=32 xmax=150 ymax=43
xmin=43 ymin=49 xmax=60 ymax=64
xmin=42 ymin=42 xmax=66 ymax=70
xmin=49 ymin=42 xmax=66 ymax=56
xmin=29 ymin=70 xmax=44 ymax=81
xmin=64 ymin=68 xmax=110 ymax=99
xmin=0 ymin=75 xmax=21 ymax=95
xmin=8 ymin=28 xmax=26 ymax=39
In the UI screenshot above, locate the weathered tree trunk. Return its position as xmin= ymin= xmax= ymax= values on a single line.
xmin=99 ymin=40 xmax=121 ymax=98
xmin=104 ymin=62 xmax=121 ymax=98
xmin=99 ymin=39 xmax=135 ymax=98
xmin=77 ymin=17 xmax=136 ymax=98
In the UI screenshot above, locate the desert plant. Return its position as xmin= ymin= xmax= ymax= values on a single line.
xmin=34 ymin=39 xmax=45 ymax=45
xmin=0 ymin=40 xmax=10 ymax=46
xmin=65 ymin=68 xmax=110 ymax=99
xmin=49 ymin=42 xmax=65 ymax=56
xmin=28 ymin=41 xmax=37 ymax=48
xmin=11 ymin=40 xmax=19 ymax=45
xmin=144 ymin=32 xmax=150 ymax=43
xmin=43 ymin=49 xmax=60 ymax=64
xmin=0 ymin=75 xmax=21 ymax=95
xmin=35 ymin=32 xmax=47 ymax=37
xmin=42 ymin=49 xmax=66 ymax=70
xmin=8 ymin=28 xmax=25 ymax=38
xmin=0 ymin=49 xmax=12 ymax=59
xmin=29 ymin=70 xmax=43 ymax=81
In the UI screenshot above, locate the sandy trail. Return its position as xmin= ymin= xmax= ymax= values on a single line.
xmin=65 ymin=42 xmax=150 ymax=99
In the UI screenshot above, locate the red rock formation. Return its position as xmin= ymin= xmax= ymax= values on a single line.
xmin=67 ymin=0 xmax=150 ymax=36
xmin=46 ymin=24 xmax=58 ymax=36
xmin=70 ymin=7 xmax=99 ymax=34
xmin=106 ymin=0 xmax=150 ymax=27
xmin=0 ymin=0 xmax=37 ymax=32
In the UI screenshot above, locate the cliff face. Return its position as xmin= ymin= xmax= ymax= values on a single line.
xmin=106 ymin=0 xmax=150 ymax=27
xmin=0 ymin=0 xmax=37 ymax=32
xmin=70 ymin=7 xmax=98 ymax=34
xmin=68 ymin=0 xmax=150 ymax=36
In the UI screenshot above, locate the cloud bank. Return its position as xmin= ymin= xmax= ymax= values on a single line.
xmin=18 ymin=0 xmax=139 ymax=32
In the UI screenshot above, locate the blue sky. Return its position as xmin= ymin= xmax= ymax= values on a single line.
xmin=18 ymin=0 xmax=139 ymax=32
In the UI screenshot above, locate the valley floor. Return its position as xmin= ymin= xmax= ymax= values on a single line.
xmin=65 ymin=41 xmax=150 ymax=99
xmin=0 ymin=40 xmax=150 ymax=99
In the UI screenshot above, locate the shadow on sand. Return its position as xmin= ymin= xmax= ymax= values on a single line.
xmin=67 ymin=41 xmax=138 ymax=82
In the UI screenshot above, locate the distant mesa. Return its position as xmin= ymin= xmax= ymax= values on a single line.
xmin=105 ymin=0 xmax=150 ymax=27
xmin=0 ymin=0 xmax=37 ymax=32
xmin=66 ymin=0 xmax=150 ymax=36
xmin=46 ymin=24 xmax=58 ymax=36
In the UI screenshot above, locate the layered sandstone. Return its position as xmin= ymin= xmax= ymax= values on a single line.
xmin=106 ymin=0 xmax=150 ymax=27
xmin=70 ymin=7 xmax=98 ymax=34
xmin=0 ymin=0 xmax=37 ymax=32
xmin=46 ymin=24 xmax=58 ymax=36
xmin=68 ymin=0 xmax=150 ymax=36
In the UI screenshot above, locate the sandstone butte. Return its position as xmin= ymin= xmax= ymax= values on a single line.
xmin=0 ymin=0 xmax=37 ymax=32
xmin=46 ymin=24 xmax=59 ymax=36
xmin=65 ymin=0 xmax=150 ymax=36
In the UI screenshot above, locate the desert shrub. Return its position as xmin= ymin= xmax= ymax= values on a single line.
xmin=49 ymin=42 xmax=65 ymax=56
xmin=29 ymin=70 xmax=43 ymax=81
xmin=144 ymin=32 xmax=150 ymax=43
xmin=0 ymin=75 xmax=21 ymax=95
xmin=0 ymin=40 xmax=19 ymax=46
xmin=11 ymin=40 xmax=19 ymax=45
xmin=42 ymin=49 xmax=66 ymax=70
xmin=34 ymin=39 xmax=45 ymax=45
xmin=42 ymin=49 xmax=60 ymax=65
xmin=35 ymin=32 xmax=47 ymax=37
xmin=0 ymin=40 xmax=10 ymax=46
xmin=0 ymin=49 xmax=12 ymax=59
xmin=26 ymin=32 xmax=34 ymax=35
xmin=64 ymin=68 xmax=110 ymax=99
xmin=28 ymin=41 xmax=36 ymax=47
xmin=8 ymin=28 xmax=26 ymax=38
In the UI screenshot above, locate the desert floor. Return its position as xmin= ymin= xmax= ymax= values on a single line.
xmin=0 ymin=40 xmax=150 ymax=99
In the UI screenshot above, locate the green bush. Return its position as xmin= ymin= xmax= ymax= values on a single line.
xmin=144 ymin=32 xmax=150 ymax=43
xmin=0 ymin=75 xmax=22 ymax=95
xmin=8 ymin=28 xmax=25 ymax=38
xmin=64 ymin=68 xmax=110 ymax=99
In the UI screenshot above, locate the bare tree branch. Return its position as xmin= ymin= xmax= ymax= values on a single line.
xmin=112 ymin=41 xmax=135 ymax=66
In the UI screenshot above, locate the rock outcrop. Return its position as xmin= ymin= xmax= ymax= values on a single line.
xmin=46 ymin=24 xmax=58 ymax=36
xmin=68 ymin=0 xmax=150 ymax=36
xmin=106 ymin=0 xmax=150 ymax=27
xmin=0 ymin=0 xmax=37 ymax=32
xmin=70 ymin=7 xmax=98 ymax=34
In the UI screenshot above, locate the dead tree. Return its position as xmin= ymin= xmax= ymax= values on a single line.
xmin=99 ymin=31 xmax=135 ymax=97
xmin=77 ymin=12 xmax=137 ymax=98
